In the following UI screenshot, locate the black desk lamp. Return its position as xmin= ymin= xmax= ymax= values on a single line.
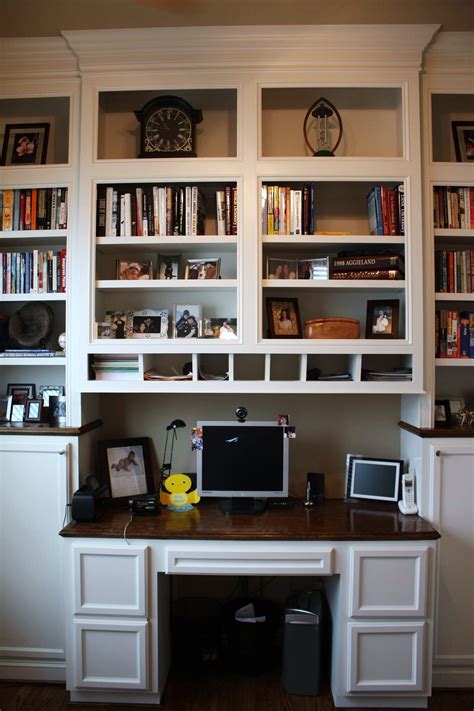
xmin=160 ymin=419 xmax=186 ymax=482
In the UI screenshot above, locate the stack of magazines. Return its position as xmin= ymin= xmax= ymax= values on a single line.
xmin=362 ymin=367 xmax=412 ymax=381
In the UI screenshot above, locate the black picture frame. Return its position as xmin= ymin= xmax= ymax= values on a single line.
xmin=25 ymin=399 xmax=43 ymax=423
xmin=435 ymin=399 xmax=451 ymax=427
xmin=1 ymin=123 xmax=50 ymax=166
xmin=7 ymin=383 xmax=36 ymax=405
xmin=266 ymin=297 xmax=302 ymax=339
xmin=98 ymin=437 xmax=155 ymax=500
xmin=366 ymin=300 xmax=400 ymax=339
xmin=451 ymin=121 xmax=474 ymax=163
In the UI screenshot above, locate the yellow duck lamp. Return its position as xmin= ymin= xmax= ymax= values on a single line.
xmin=159 ymin=419 xmax=200 ymax=512
xmin=160 ymin=473 xmax=200 ymax=512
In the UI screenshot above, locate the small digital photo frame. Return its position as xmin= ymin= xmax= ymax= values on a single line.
xmin=349 ymin=457 xmax=403 ymax=503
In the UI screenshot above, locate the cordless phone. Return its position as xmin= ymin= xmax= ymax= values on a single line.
xmin=398 ymin=472 xmax=418 ymax=515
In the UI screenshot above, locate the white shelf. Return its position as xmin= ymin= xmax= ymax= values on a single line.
xmin=263 ymin=235 xmax=405 ymax=245
xmin=97 ymin=236 xmax=237 ymax=253
xmin=435 ymin=293 xmax=474 ymax=301
xmin=262 ymin=279 xmax=405 ymax=290
xmin=435 ymin=358 xmax=474 ymax=367
xmin=0 ymin=230 xmax=68 ymax=246
xmin=96 ymin=279 xmax=237 ymax=292
xmin=434 ymin=228 xmax=474 ymax=238
xmin=0 ymin=292 xmax=67 ymax=301
xmin=0 ymin=356 xmax=66 ymax=366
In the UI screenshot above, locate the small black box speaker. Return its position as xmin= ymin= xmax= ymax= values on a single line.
xmin=307 ymin=472 xmax=325 ymax=504
xmin=71 ymin=485 xmax=104 ymax=522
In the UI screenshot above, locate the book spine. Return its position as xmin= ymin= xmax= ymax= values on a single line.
xmin=330 ymin=269 xmax=402 ymax=280
xmin=191 ymin=185 xmax=198 ymax=236
xmin=231 ymin=186 xmax=238 ymax=236
xmin=329 ymin=255 xmax=404 ymax=272
xmin=293 ymin=189 xmax=302 ymax=235
xmin=388 ymin=188 xmax=398 ymax=235
xmin=50 ymin=189 xmax=57 ymax=231
xmin=97 ymin=186 xmax=107 ymax=237
xmin=142 ymin=190 xmax=148 ymax=237
xmin=217 ymin=189 xmax=226 ymax=236
xmin=153 ymin=186 xmax=160 ymax=235
xmin=13 ymin=190 xmax=20 ymax=230
xmin=373 ymin=185 xmax=383 ymax=236
xmin=135 ymin=187 xmax=143 ymax=237
xmin=166 ymin=186 xmax=175 ymax=236
xmin=225 ymin=186 xmax=232 ymax=236
xmin=266 ymin=185 xmax=274 ymax=235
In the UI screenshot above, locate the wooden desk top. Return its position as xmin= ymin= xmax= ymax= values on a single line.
xmin=60 ymin=499 xmax=440 ymax=542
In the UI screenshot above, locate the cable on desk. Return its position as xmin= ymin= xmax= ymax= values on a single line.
xmin=123 ymin=513 xmax=134 ymax=545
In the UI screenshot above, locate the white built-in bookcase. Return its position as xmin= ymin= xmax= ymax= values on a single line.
xmin=0 ymin=39 xmax=81 ymax=424
xmin=420 ymin=33 xmax=474 ymax=428
xmin=61 ymin=25 xmax=438 ymax=407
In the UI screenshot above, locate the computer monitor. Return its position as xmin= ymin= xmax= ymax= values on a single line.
xmin=196 ymin=421 xmax=289 ymax=514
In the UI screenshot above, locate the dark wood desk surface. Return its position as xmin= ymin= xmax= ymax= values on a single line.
xmin=60 ymin=499 xmax=440 ymax=541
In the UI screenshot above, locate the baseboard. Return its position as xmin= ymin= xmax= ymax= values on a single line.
xmin=432 ymin=667 xmax=474 ymax=688
xmin=0 ymin=660 xmax=66 ymax=683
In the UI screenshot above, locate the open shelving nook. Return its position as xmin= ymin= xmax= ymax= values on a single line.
xmin=62 ymin=25 xmax=436 ymax=398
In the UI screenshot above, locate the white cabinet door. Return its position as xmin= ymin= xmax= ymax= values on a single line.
xmin=74 ymin=618 xmax=149 ymax=690
xmin=0 ymin=440 xmax=71 ymax=681
xmin=347 ymin=621 xmax=426 ymax=693
xmin=429 ymin=442 xmax=474 ymax=687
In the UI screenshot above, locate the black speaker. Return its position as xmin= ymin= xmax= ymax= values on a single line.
xmin=307 ymin=472 xmax=325 ymax=504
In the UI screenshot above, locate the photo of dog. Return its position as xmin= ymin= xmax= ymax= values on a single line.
xmin=185 ymin=258 xmax=221 ymax=280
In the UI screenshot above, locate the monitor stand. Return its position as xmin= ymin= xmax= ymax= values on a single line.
xmin=218 ymin=497 xmax=266 ymax=515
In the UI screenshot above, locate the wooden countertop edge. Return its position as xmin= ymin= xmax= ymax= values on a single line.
xmin=0 ymin=419 xmax=103 ymax=436
xmin=59 ymin=530 xmax=441 ymax=541
xmin=399 ymin=421 xmax=474 ymax=438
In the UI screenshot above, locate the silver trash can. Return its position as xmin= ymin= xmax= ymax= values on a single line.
xmin=282 ymin=590 xmax=323 ymax=695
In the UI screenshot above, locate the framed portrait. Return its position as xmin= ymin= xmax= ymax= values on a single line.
xmin=365 ymin=300 xmax=399 ymax=339
xmin=11 ymin=404 xmax=25 ymax=423
xmin=1 ymin=123 xmax=50 ymax=166
xmin=128 ymin=309 xmax=168 ymax=339
xmin=266 ymin=258 xmax=297 ymax=280
xmin=435 ymin=399 xmax=451 ymax=427
xmin=185 ymin=258 xmax=220 ymax=280
xmin=38 ymin=384 xmax=64 ymax=407
xmin=451 ymin=121 xmax=474 ymax=162
xmin=0 ymin=396 xmax=13 ymax=422
xmin=25 ymin=399 xmax=43 ymax=423
xmin=7 ymin=383 xmax=36 ymax=404
xmin=174 ymin=304 xmax=201 ymax=338
xmin=116 ymin=259 xmax=153 ymax=280
xmin=265 ymin=297 xmax=302 ymax=338
xmin=97 ymin=322 xmax=113 ymax=339
xmin=158 ymin=254 xmax=181 ymax=280
xmin=50 ymin=395 xmax=67 ymax=425
xmin=105 ymin=311 xmax=127 ymax=339
xmin=98 ymin=437 xmax=154 ymax=500
xmin=202 ymin=317 xmax=238 ymax=340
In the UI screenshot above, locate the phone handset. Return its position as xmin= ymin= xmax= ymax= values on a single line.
xmin=398 ymin=472 xmax=418 ymax=515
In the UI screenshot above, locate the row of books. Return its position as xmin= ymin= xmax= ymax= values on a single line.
xmin=329 ymin=252 xmax=404 ymax=281
xmin=0 ymin=188 xmax=68 ymax=232
xmin=0 ymin=249 xmax=67 ymax=294
xmin=367 ymin=184 xmax=405 ymax=236
xmin=435 ymin=250 xmax=474 ymax=293
xmin=433 ymin=186 xmax=474 ymax=230
xmin=435 ymin=309 xmax=474 ymax=358
xmin=262 ymin=183 xmax=315 ymax=236
xmin=96 ymin=184 xmax=238 ymax=238
xmin=0 ymin=349 xmax=65 ymax=358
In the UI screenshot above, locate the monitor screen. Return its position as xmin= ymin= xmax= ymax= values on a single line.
xmin=196 ymin=421 xmax=289 ymax=498
xmin=350 ymin=458 xmax=402 ymax=502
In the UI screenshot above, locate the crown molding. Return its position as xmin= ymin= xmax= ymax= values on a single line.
xmin=423 ymin=32 xmax=474 ymax=76
xmin=0 ymin=37 xmax=79 ymax=81
xmin=62 ymin=25 xmax=440 ymax=75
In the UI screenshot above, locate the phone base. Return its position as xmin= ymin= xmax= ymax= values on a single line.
xmin=398 ymin=500 xmax=418 ymax=515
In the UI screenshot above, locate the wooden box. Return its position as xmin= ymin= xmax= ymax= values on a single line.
xmin=304 ymin=317 xmax=360 ymax=339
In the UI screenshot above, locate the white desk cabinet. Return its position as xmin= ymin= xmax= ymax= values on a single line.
xmin=0 ymin=436 xmax=73 ymax=681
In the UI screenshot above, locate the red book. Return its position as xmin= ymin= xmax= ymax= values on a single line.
xmin=388 ymin=189 xmax=398 ymax=235
xmin=19 ymin=190 xmax=25 ymax=231
xmin=31 ymin=189 xmax=37 ymax=230
xmin=470 ymin=187 xmax=474 ymax=229
xmin=380 ymin=186 xmax=390 ymax=235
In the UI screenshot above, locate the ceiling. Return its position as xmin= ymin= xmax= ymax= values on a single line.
xmin=1 ymin=0 xmax=473 ymax=37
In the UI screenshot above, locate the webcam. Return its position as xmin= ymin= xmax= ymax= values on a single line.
xmin=235 ymin=406 xmax=248 ymax=422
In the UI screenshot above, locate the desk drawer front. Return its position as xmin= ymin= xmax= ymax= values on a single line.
xmin=73 ymin=546 xmax=147 ymax=616
xmin=165 ymin=547 xmax=333 ymax=575
xmin=349 ymin=547 xmax=428 ymax=618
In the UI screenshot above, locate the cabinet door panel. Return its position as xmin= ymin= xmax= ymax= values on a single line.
xmin=349 ymin=547 xmax=428 ymax=617
xmin=73 ymin=546 xmax=147 ymax=616
xmin=347 ymin=621 xmax=425 ymax=693
xmin=74 ymin=619 xmax=148 ymax=690
xmin=0 ymin=442 xmax=70 ymax=671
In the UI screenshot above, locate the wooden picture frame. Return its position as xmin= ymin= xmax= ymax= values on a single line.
xmin=7 ymin=383 xmax=36 ymax=404
xmin=266 ymin=297 xmax=302 ymax=338
xmin=1 ymin=123 xmax=50 ymax=166
xmin=451 ymin=121 xmax=474 ymax=163
xmin=365 ymin=300 xmax=399 ymax=339
xmin=25 ymin=399 xmax=43 ymax=423
xmin=98 ymin=437 xmax=155 ymax=500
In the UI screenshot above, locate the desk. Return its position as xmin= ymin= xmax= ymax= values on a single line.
xmin=60 ymin=499 xmax=440 ymax=708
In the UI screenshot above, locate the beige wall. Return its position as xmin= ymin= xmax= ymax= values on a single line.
xmin=1 ymin=0 xmax=473 ymax=37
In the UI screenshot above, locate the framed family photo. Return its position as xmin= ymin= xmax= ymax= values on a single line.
xmin=98 ymin=437 xmax=154 ymax=500
xmin=1 ymin=123 xmax=50 ymax=166
xmin=128 ymin=309 xmax=169 ymax=339
xmin=366 ymin=300 xmax=399 ymax=339
xmin=452 ymin=121 xmax=474 ymax=162
xmin=266 ymin=258 xmax=297 ymax=280
xmin=266 ymin=297 xmax=302 ymax=338
xmin=174 ymin=305 xmax=201 ymax=338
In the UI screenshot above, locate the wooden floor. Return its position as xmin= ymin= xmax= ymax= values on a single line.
xmin=1 ymin=671 xmax=473 ymax=711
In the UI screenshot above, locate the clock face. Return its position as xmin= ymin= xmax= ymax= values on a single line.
xmin=144 ymin=107 xmax=193 ymax=155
